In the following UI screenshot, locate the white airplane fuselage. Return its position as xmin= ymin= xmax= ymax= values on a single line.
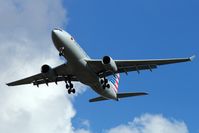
xmin=7 ymin=28 xmax=193 ymax=102
xmin=52 ymin=29 xmax=118 ymax=100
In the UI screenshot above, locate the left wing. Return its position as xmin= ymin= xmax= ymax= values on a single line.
xmin=86 ymin=55 xmax=195 ymax=77
xmin=7 ymin=63 xmax=78 ymax=86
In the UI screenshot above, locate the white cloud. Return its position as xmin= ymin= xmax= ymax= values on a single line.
xmin=105 ymin=114 xmax=189 ymax=133
xmin=0 ymin=1 xmax=190 ymax=133
xmin=81 ymin=119 xmax=90 ymax=129
xmin=0 ymin=0 xmax=89 ymax=133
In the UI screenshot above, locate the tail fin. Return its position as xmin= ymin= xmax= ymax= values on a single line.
xmin=110 ymin=73 xmax=120 ymax=92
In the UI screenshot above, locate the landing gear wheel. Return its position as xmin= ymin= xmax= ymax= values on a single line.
xmin=100 ymin=78 xmax=108 ymax=85
xmin=106 ymin=84 xmax=110 ymax=88
xmin=67 ymin=88 xmax=75 ymax=94
xmin=101 ymin=77 xmax=109 ymax=89
xmin=68 ymin=89 xmax=71 ymax=94
xmin=65 ymin=77 xmax=75 ymax=94
xmin=72 ymin=89 xmax=76 ymax=94
xmin=104 ymin=78 xmax=108 ymax=84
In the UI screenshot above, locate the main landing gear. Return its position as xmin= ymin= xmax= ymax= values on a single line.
xmin=100 ymin=77 xmax=110 ymax=89
xmin=65 ymin=78 xmax=76 ymax=94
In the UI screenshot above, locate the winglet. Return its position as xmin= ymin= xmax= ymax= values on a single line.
xmin=189 ymin=55 xmax=196 ymax=61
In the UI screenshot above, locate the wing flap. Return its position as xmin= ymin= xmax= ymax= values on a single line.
xmin=32 ymin=76 xmax=78 ymax=86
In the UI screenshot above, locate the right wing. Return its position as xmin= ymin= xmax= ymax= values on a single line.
xmin=86 ymin=55 xmax=195 ymax=77
xmin=7 ymin=63 xmax=78 ymax=86
xmin=89 ymin=92 xmax=148 ymax=102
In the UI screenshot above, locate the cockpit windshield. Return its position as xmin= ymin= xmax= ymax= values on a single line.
xmin=54 ymin=28 xmax=63 ymax=31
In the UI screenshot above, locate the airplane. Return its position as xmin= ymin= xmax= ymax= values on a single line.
xmin=6 ymin=28 xmax=195 ymax=102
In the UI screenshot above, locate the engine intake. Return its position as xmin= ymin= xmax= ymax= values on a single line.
xmin=41 ymin=64 xmax=56 ymax=80
xmin=103 ymin=56 xmax=111 ymax=64
xmin=102 ymin=56 xmax=118 ymax=72
xmin=41 ymin=64 xmax=50 ymax=73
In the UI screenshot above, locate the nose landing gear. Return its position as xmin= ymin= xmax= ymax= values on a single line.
xmin=59 ymin=47 xmax=65 ymax=56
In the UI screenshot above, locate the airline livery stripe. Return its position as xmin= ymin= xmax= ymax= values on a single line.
xmin=110 ymin=73 xmax=120 ymax=92
xmin=113 ymin=86 xmax=118 ymax=93
xmin=114 ymin=84 xmax=117 ymax=88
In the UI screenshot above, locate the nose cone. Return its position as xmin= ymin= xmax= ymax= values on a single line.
xmin=52 ymin=28 xmax=63 ymax=42
xmin=52 ymin=28 xmax=63 ymax=49
xmin=52 ymin=29 xmax=58 ymax=40
xmin=52 ymin=30 xmax=58 ymax=44
xmin=52 ymin=28 xmax=63 ymax=37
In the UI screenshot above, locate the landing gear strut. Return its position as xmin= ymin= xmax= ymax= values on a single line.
xmin=65 ymin=77 xmax=75 ymax=94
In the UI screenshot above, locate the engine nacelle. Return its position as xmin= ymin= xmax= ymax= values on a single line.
xmin=41 ymin=64 xmax=56 ymax=80
xmin=102 ymin=56 xmax=118 ymax=72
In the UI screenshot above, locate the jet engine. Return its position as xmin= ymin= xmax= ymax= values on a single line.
xmin=41 ymin=64 xmax=57 ymax=80
xmin=102 ymin=56 xmax=118 ymax=72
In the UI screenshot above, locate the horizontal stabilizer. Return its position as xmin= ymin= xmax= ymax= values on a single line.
xmin=89 ymin=97 xmax=107 ymax=102
xmin=89 ymin=92 xmax=148 ymax=102
xmin=117 ymin=92 xmax=148 ymax=98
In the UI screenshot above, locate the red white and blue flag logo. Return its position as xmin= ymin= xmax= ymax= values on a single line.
xmin=110 ymin=73 xmax=120 ymax=92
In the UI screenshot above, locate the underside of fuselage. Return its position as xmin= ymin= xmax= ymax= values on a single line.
xmin=51 ymin=29 xmax=117 ymax=100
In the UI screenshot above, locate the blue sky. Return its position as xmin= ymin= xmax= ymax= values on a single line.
xmin=0 ymin=0 xmax=198 ymax=133
xmin=63 ymin=0 xmax=199 ymax=132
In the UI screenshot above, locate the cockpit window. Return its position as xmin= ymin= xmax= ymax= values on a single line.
xmin=71 ymin=37 xmax=74 ymax=40
xmin=54 ymin=28 xmax=62 ymax=31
